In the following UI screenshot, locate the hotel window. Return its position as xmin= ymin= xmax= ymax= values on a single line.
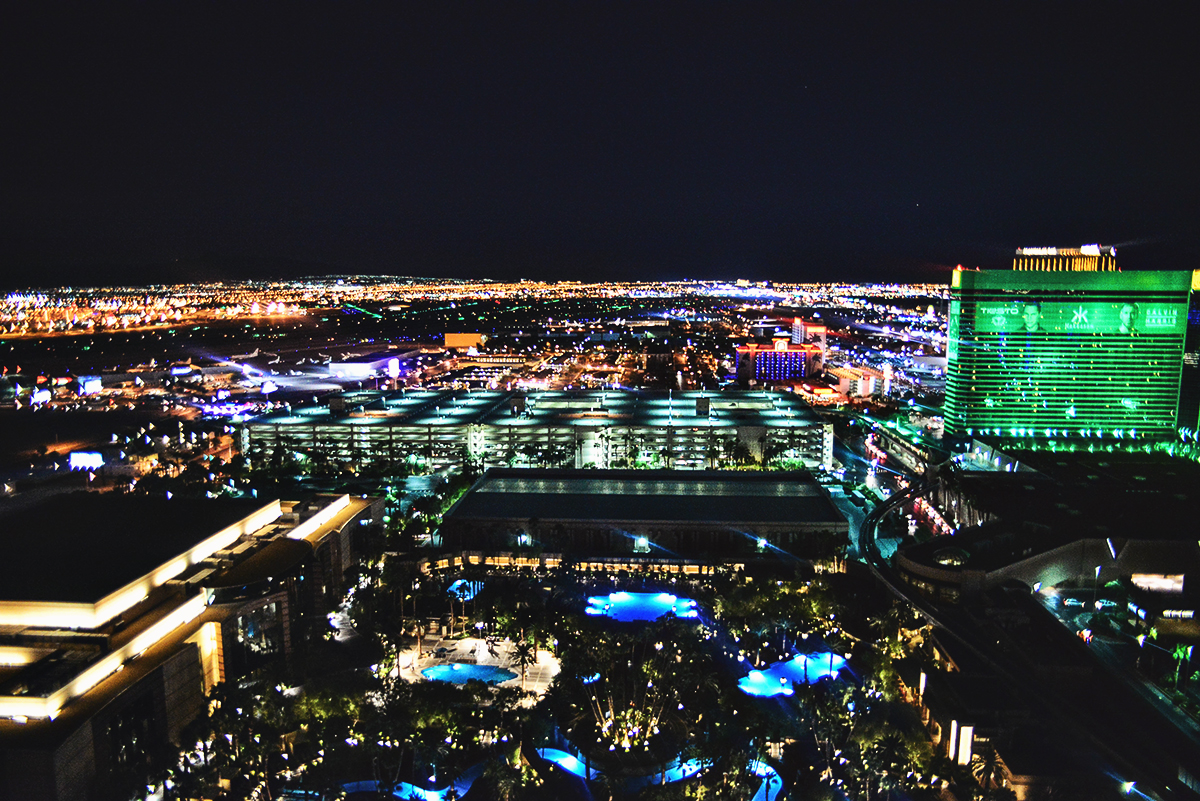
xmin=238 ymin=601 xmax=283 ymax=658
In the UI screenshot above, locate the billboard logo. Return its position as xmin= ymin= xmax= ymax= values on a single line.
xmin=1071 ymin=306 xmax=1090 ymax=326
xmin=1146 ymin=308 xmax=1178 ymax=329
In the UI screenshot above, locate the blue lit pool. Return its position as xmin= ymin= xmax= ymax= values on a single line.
xmin=448 ymin=579 xmax=482 ymax=601
xmin=738 ymin=652 xmax=847 ymax=697
xmin=538 ymin=748 xmax=597 ymax=779
xmin=585 ymin=591 xmax=700 ymax=622
xmin=658 ymin=758 xmax=703 ymax=784
xmin=343 ymin=758 xmax=485 ymax=800
xmin=537 ymin=749 xmax=702 ymax=787
xmin=421 ymin=663 xmax=517 ymax=684
xmin=750 ymin=760 xmax=783 ymax=801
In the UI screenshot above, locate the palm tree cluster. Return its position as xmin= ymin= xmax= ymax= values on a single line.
xmin=133 ymin=542 xmax=1037 ymax=800
xmin=547 ymin=616 xmax=727 ymax=774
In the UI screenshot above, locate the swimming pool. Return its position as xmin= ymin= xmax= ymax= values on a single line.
xmin=343 ymin=757 xmax=486 ymax=800
xmin=447 ymin=579 xmax=482 ymax=601
xmin=537 ymin=748 xmax=597 ymax=779
xmin=750 ymin=760 xmax=783 ymax=801
xmin=585 ymin=591 xmax=700 ymax=622
xmin=537 ymin=749 xmax=702 ymax=787
xmin=421 ymin=663 xmax=517 ymax=685
xmin=738 ymin=652 xmax=847 ymax=697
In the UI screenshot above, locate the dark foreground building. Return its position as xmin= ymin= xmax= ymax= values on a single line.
xmin=0 ymin=492 xmax=380 ymax=800
xmin=897 ymin=452 xmax=1200 ymax=620
xmin=438 ymin=468 xmax=848 ymax=566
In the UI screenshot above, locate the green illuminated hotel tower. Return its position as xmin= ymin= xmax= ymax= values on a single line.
xmin=945 ymin=258 xmax=1195 ymax=443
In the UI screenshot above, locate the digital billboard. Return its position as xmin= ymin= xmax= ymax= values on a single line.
xmin=974 ymin=299 xmax=1184 ymax=336
xmin=945 ymin=269 xmax=1193 ymax=442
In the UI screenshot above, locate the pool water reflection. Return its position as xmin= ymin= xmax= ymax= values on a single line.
xmin=585 ymin=591 xmax=700 ymax=622
xmin=421 ymin=663 xmax=517 ymax=685
xmin=738 ymin=652 xmax=847 ymax=697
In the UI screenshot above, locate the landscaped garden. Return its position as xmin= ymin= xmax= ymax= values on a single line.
xmin=115 ymin=474 xmax=961 ymax=801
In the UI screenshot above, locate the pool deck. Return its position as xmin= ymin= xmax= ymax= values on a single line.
xmin=400 ymin=636 xmax=560 ymax=697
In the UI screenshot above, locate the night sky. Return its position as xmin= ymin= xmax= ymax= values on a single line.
xmin=3 ymin=3 xmax=1199 ymax=288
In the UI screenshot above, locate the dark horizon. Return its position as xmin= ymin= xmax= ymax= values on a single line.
xmin=4 ymin=4 xmax=1199 ymax=289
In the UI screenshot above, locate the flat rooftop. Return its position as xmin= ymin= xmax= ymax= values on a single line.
xmin=445 ymin=468 xmax=846 ymax=526
xmin=902 ymin=451 xmax=1200 ymax=573
xmin=246 ymin=388 xmax=824 ymax=429
xmin=0 ymin=494 xmax=268 ymax=604
xmin=952 ymin=451 xmax=1200 ymax=540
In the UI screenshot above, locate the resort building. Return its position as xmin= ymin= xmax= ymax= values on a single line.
xmin=240 ymin=389 xmax=834 ymax=472
xmin=437 ymin=468 xmax=849 ymax=565
xmin=735 ymin=340 xmax=823 ymax=383
xmin=944 ymin=266 xmax=1193 ymax=443
xmin=0 ymin=493 xmax=380 ymax=800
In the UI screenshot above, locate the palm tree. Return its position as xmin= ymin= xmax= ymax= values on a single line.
xmin=704 ymin=428 xmax=722 ymax=469
xmin=971 ymin=742 xmax=1007 ymax=796
xmin=1174 ymin=643 xmax=1194 ymax=690
xmin=929 ymin=753 xmax=980 ymax=801
xmin=513 ymin=641 xmax=537 ymax=690
xmin=720 ymin=434 xmax=739 ymax=467
xmin=591 ymin=771 xmax=619 ymax=801
xmin=761 ymin=436 xmax=787 ymax=470
xmin=485 ymin=758 xmax=523 ymax=801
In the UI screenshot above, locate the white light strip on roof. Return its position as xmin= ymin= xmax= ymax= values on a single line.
xmin=0 ymin=592 xmax=209 ymax=719
xmin=0 ymin=501 xmax=282 ymax=630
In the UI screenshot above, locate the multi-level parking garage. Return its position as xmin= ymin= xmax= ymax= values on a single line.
xmin=240 ymin=389 xmax=833 ymax=472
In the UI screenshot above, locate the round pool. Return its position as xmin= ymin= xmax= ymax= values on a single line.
xmin=422 ymin=663 xmax=517 ymax=685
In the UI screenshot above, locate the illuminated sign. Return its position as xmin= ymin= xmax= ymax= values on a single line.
xmin=975 ymin=300 xmax=1183 ymax=335
xmin=945 ymin=269 xmax=1191 ymax=441
xmin=69 ymin=452 xmax=105 ymax=470
xmin=30 ymin=388 xmax=51 ymax=405
xmin=1131 ymin=574 xmax=1184 ymax=593
xmin=387 ymin=358 xmax=401 ymax=379
xmin=198 ymin=401 xmax=257 ymax=416
xmin=332 ymin=363 xmax=375 ymax=379
xmin=1015 ymin=244 xmax=1116 ymax=257
xmin=78 ymin=376 xmax=102 ymax=395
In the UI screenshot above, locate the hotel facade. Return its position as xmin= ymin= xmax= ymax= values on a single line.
xmin=944 ymin=267 xmax=1193 ymax=443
